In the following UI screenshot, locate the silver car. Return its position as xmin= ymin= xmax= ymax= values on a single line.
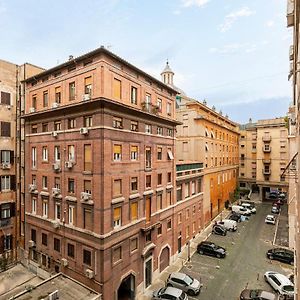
xmin=152 ymin=286 xmax=188 ymax=300
xmin=166 ymin=272 xmax=202 ymax=296
xmin=264 ymin=271 xmax=294 ymax=297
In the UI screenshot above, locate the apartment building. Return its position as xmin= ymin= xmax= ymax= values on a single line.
xmin=21 ymin=47 xmax=205 ymax=299
xmin=175 ymin=94 xmax=239 ymax=224
xmin=238 ymin=118 xmax=289 ymax=199
xmin=0 ymin=60 xmax=43 ymax=265
xmin=286 ymin=0 xmax=300 ymax=297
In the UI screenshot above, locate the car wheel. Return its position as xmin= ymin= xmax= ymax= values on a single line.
xmin=223 ymin=232 xmax=226 ymax=236
xmin=216 ymin=253 xmax=221 ymax=258
xmin=199 ymin=250 xmax=204 ymax=255
xmin=269 ymin=255 xmax=273 ymax=260
xmin=188 ymin=290 xmax=196 ymax=296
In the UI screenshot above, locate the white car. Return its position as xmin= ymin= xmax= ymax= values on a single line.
xmin=265 ymin=215 xmax=276 ymax=225
xmin=152 ymin=286 xmax=188 ymax=300
xmin=241 ymin=203 xmax=256 ymax=214
xmin=264 ymin=271 xmax=294 ymax=297
xmin=217 ymin=219 xmax=237 ymax=231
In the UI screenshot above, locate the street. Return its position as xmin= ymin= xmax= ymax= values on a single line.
xmin=180 ymin=203 xmax=293 ymax=299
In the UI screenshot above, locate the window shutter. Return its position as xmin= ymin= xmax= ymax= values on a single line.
xmin=10 ymin=202 xmax=15 ymax=217
xmin=10 ymin=175 xmax=16 ymax=191
xmin=1 ymin=92 xmax=11 ymax=105
xmin=10 ymin=151 xmax=14 ymax=164
xmin=0 ymin=150 xmax=2 ymax=163
xmin=0 ymin=236 xmax=4 ymax=253
xmin=113 ymin=207 xmax=121 ymax=221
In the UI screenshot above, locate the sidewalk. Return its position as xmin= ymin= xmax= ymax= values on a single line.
xmin=138 ymin=209 xmax=231 ymax=300
xmin=274 ymin=203 xmax=289 ymax=248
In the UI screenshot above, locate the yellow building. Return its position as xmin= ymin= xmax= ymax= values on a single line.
xmin=239 ymin=118 xmax=289 ymax=199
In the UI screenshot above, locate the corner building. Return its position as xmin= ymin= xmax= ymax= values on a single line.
xmin=22 ymin=47 xmax=188 ymax=299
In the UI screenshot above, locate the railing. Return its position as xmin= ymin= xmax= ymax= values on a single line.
xmin=262 ymin=136 xmax=271 ymax=142
xmin=262 ymin=147 xmax=271 ymax=153
xmin=263 ymin=159 xmax=271 ymax=164
xmin=176 ymin=163 xmax=203 ymax=172
xmin=141 ymin=102 xmax=160 ymax=114
xmin=262 ymin=169 xmax=271 ymax=175
xmin=0 ymin=218 xmax=11 ymax=227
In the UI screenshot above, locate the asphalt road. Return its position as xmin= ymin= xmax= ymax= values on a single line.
xmin=180 ymin=203 xmax=293 ymax=300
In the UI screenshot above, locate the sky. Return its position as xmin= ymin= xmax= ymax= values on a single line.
xmin=0 ymin=0 xmax=292 ymax=124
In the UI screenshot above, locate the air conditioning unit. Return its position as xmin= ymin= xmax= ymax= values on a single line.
xmin=29 ymin=107 xmax=36 ymax=113
xmin=49 ymin=290 xmax=59 ymax=300
xmin=52 ymin=102 xmax=60 ymax=108
xmin=80 ymin=127 xmax=89 ymax=135
xmin=52 ymin=188 xmax=61 ymax=196
xmin=65 ymin=161 xmax=74 ymax=169
xmin=28 ymin=184 xmax=37 ymax=192
xmin=61 ymin=258 xmax=68 ymax=267
xmin=85 ymin=268 xmax=94 ymax=279
xmin=52 ymin=221 xmax=60 ymax=229
xmin=81 ymin=192 xmax=91 ymax=201
xmin=53 ymin=163 xmax=61 ymax=172
xmin=52 ymin=131 xmax=58 ymax=137
xmin=1 ymin=163 xmax=11 ymax=169
xmin=82 ymin=94 xmax=91 ymax=101
xmin=28 ymin=240 xmax=36 ymax=248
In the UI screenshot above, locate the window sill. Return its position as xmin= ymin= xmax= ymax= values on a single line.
xmin=82 ymin=171 xmax=92 ymax=175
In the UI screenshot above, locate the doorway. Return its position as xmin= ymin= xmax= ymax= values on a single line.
xmin=145 ymin=257 xmax=152 ymax=288
xmin=118 ymin=274 xmax=135 ymax=300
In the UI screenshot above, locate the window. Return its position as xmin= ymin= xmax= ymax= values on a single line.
xmin=178 ymin=213 xmax=182 ymax=224
xmin=130 ymin=145 xmax=138 ymax=160
xmin=113 ymin=246 xmax=122 ymax=263
xmin=167 ymin=191 xmax=172 ymax=206
xmin=113 ymin=78 xmax=122 ymax=99
xmin=167 ymin=172 xmax=171 ymax=183
xmin=167 ymin=219 xmax=172 ymax=229
xmin=186 ymin=225 xmax=190 ymax=239
xmin=146 ymin=175 xmax=151 ymax=188
xmin=131 ymin=177 xmax=138 ymax=191
xmin=130 ymin=238 xmax=138 ymax=252
xmin=131 ymin=121 xmax=138 ymax=132
xmin=68 ymin=243 xmax=75 ymax=258
xmin=84 ymin=208 xmax=93 ymax=230
xmin=157 ymin=173 xmax=162 ymax=185
xmin=113 ymin=144 xmax=122 ymax=161
xmin=157 ymin=126 xmax=163 ymax=135
xmin=32 ymin=95 xmax=37 ymax=109
xmin=157 ymin=194 xmax=162 ymax=210
xmin=54 ymin=146 xmax=61 ymax=161
xmin=1 ymin=176 xmax=10 ymax=191
xmin=84 ymin=76 xmax=92 ymax=95
xmin=145 ymin=124 xmax=152 ymax=134
xmin=54 ymin=238 xmax=60 ymax=252
xmin=1 ymin=204 xmax=10 ymax=218
xmin=177 ymin=184 xmax=182 ymax=202
xmin=68 ymin=145 xmax=75 ymax=161
xmin=157 ymin=147 xmax=162 ymax=160
xmin=55 ymin=86 xmax=61 ymax=103
xmin=113 ymin=117 xmax=123 ymax=129
xmin=69 ymin=82 xmax=76 ymax=100
xmin=192 ymin=181 xmax=196 ymax=195
xmin=185 ymin=182 xmax=190 ymax=198
xmin=113 ymin=179 xmax=122 ymax=197
xmin=84 ymin=144 xmax=92 ymax=171
xmin=31 ymin=229 xmax=37 ymax=242
xmin=145 ymin=147 xmax=151 ymax=168
xmin=157 ymin=224 xmax=162 ymax=236
xmin=83 ymin=249 xmax=91 ymax=265
xmin=167 ymin=102 xmax=171 ymax=116
xmin=84 ymin=180 xmax=92 ymax=194
xmin=42 ymin=233 xmax=47 ymax=246
xmin=130 ymin=201 xmax=138 ymax=221
xmin=1 ymin=122 xmax=10 ymax=137
xmin=157 ymin=98 xmax=162 ymax=112
xmin=55 ymin=203 xmax=61 ymax=220
xmin=131 ymin=86 xmax=137 ymax=104
xmin=68 ymin=118 xmax=76 ymax=129
xmin=42 ymin=199 xmax=48 ymax=217
xmin=54 ymin=121 xmax=61 ymax=131
xmin=42 ymin=146 xmax=48 ymax=161
xmin=31 ymin=124 xmax=37 ymax=133
xmin=113 ymin=207 xmax=121 ymax=228
xmin=167 ymin=128 xmax=173 ymax=137
xmin=43 ymin=91 xmax=48 ymax=107
xmin=32 ymin=198 xmax=37 ymax=214
xmin=54 ymin=177 xmax=60 ymax=189
xmin=1 ymin=150 xmax=11 ymax=164
xmin=1 ymin=92 xmax=11 ymax=105
xmin=145 ymin=231 xmax=151 ymax=243
xmin=167 ymin=149 xmax=174 ymax=160
xmin=42 ymin=123 xmax=48 ymax=132
xmin=42 ymin=176 xmax=48 ymax=189
xmin=68 ymin=178 xmax=75 ymax=193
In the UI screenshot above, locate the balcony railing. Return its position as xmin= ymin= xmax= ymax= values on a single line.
xmin=263 ymin=159 xmax=271 ymax=164
xmin=176 ymin=163 xmax=203 ymax=172
xmin=287 ymin=0 xmax=294 ymax=27
xmin=141 ymin=102 xmax=161 ymax=114
xmin=0 ymin=218 xmax=11 ymax=227
xmin=262 ymin=136 xmax=271 ymax=142
xmin=263 ymin=147 xmax=271 ymax=153
xmin=263 ymin=169 xmax=271 ymax=175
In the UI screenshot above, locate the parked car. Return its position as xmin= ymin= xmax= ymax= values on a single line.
xmin=212 ymin=224 xmax=227 ymax=236
xmin=228 ymin=213 xmax=241 ymax=222
xmin=273 ymin=199 xmax=284 ymax=206
xmin=269 ymin=191 xmax=279 ymax=199
xmin=264 ymin=271 xmax=294 ymax=297
xmin=240 ymin=288 xmax=279 ymax=300
xmin=241 ymin=203 xmax=257 ymax=214
xmin=232 ymin=205 xmax=251 ymax=216
xmin=166 ymin=272 xmax=203 ymax=296
xmin=152 ymin=287 xmax=188 ymax=300
xmin=271 ymin=206 xmax=280 ymax=214
xmin=279 ymin=192 xmax=286 ymax=200
xmin=266 ymin=248 xmax=294 ymax=265
xmin=265 ymin=215 xmax=276 ymax=225
xmin=197 ymin=241 xmax=226 ymax=258
xmin=216 ymin=219 xmax=237 ymax=231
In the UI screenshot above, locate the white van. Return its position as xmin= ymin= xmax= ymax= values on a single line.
xmin=231 ymin=205 xmax=251 ymax=216
xmin=217 ymin=219 xmax=237 ymax=231
xmin=241 ymin=203 xmax=256 ymax=214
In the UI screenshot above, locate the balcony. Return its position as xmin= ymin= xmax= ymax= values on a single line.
xmin=263 ymin=159 xmax=271 ymax=164
xmin=176 ymin=162 xmax=203 ymax=172
xmin=141 ymin=102 xmax=160 ymax=115
xmin=262 ymin=136 xmax=271 ymax=142
xmin=263 ymin=146 xmax=271 ymax=153
xmin=0 ymin=218 xmax=11 ymax=228
xmin=287 ymin=0 xmax=294 ymax=27
xmin=263 ymin=169 xmax=271 ymax=175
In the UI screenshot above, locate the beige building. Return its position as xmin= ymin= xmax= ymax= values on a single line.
xmin=239 ymin=118 xmax=289 ymax=199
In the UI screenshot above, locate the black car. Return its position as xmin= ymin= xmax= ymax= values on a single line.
xmin=229 ymin=213 xmax=241 ymax=222
xmin=266 ymin=248 xmax=294 ymax=265
xmin=212 ymin=224 xmax=227 ymax=236
xmin=197 ymin=241 xmax=226 ymax=258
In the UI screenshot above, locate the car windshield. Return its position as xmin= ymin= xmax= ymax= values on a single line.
xmin=179 ymin=291 xmax=186 ymax=300
xmin=184 ymin=274 xmax=193 ymax=285
xmin=158 ymin=287 xmax=167 ymax=295
xmin=249 ymin=290 xmax=259 ymax=297
xmin=283 ymin=285 xmax=294 ymax=292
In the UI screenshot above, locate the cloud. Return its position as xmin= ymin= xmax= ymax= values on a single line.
xmin=266 ymin=20 xmax=274 ymax=27
xmin=181 ymin=0 xmax=210 ymax=8
xmin=209 ymin=43 xmax=257 ymax=55
xmin=219 ymin=7 xmax=255 ymax=32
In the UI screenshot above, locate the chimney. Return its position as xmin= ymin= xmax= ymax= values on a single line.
xmin=68 ymin=55 xmax=74 ymax=61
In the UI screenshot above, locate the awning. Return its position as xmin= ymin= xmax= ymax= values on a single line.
xmin=281 ymin=152 xmax=298 ymax=177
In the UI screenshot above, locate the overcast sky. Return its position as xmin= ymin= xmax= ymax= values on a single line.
xmin=0 ymin=0 xmax=292 ymax=123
